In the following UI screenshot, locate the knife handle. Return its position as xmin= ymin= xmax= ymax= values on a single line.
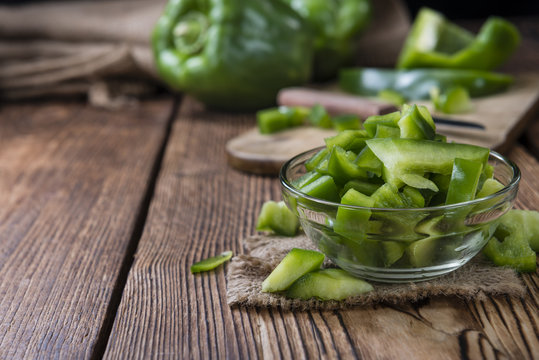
xmin=277 ymin=87 xmax=398 ymax=118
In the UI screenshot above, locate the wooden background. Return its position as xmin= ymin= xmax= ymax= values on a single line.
xmin=0 ymin=17 xmax=537 ymax=360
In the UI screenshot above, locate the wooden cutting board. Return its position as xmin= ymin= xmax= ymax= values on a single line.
xmin=226 ymin=74 xmax=539 ymax=175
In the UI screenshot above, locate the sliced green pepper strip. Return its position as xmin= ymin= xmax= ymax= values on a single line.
xmin=262 ymin=248 xmax=325 ymax=292
xmin=286 ymin=268 xmax=373 ymax=301
xmin=430 ymin=86 xmax=473 ymax=114
xmin=378 ymin=89 xmax=406 ymax=106
xmin=300 ymin=175 xmax=340 ymax=202
xmin=305 ymin=148 xmax=329 ymax=171
xmin=308 ymin=104 xmax=333 ymax=128
xmin=363 ymin=111 xmax=401 ymax=137
xmin=257 ymin=106 xmax=309 ymax=134
xmin=334 ymin=188 xmax=375 ymax=241
xmin=445 ymin=158 xmax=483 ymax=205
xmin=332 ymin=114 xmax=361 ymax=131
xmin=367 ymin=138 xmax=489 ymax=183
xmin=191 ymin=251 xmax=233 ymax=273
xmin=256 ymin=201 xmax=299 ymax=236
xmin=341 ymin=179 xmax=381 ymax=197
xmin=339 ymin=68 xmax=513 ymax=100
xmin=398 ymin=104 xmax=435 ymax=140
xmin=397 ymin=8 xmax=520 ymax=70
xmin=325 ymin=130 xmax=369 ymax=152
xmin=327 ymin=146 xmax=367 ymax=184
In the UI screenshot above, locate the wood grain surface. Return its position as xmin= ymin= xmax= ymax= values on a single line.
xmin=0 ymin=99 xmax=173 ymax=358
xmin=104 ymin=98 xmax=539 ymax=359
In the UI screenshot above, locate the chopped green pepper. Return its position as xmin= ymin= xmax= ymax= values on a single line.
xmin=308 ymin=104 xmax=333 ymax=129
xmin=262 ymin=248 xmax=325 ymax=292
xmin=286 ymin=268 xmax=373 ymax=300
xmin=257 ymin=106 xmax=309 ymax=134
xmin=191 ymin=251 xmax=233 ymax=273
xmin=430 ymin=86 xmax=473 ymax=114
xmin=333 ymin=188 xmax=374 ymax=241
xmin=256 ymin=201 xmax=299 ymax=236
xmin=445 ymin=158 xmax=483 ymax=205
xmin=332 ymin=114 xmax=362 ymax=131
xmin=378 ymin=89 xmax=406 ymax=106
xmin=339 ymin=68 xmax=513 ymax=100
xmin=397 ymin=8 xmax=520 ymax=70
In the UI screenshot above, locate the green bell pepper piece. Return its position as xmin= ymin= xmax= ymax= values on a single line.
xmin=262 ymin=248 xmax=325 ymax=292
xmin=362 ymin=111 xmax=401 ymax=138
xmin=332 ymin=114 xmax=362 ymax=131
xmin=339 ymin=68 xmax=513 ymax=100
xmin=308 ymin=104 xmax=333 ymax=129
xmin=398 ymin=104 xmax=435 ymax=140
xmin=366 ymin=139 xmax=489 ymax=186
xmin=374 ymin=125 xmax=401 ymax=139
xmin=397 ymin=8 xmax=520 ymax=70
xmin=305 ymin=148 xmax=329 ymax=171
xmin=401 ymin=186 xmax=425 ymax=208
xmin=483 ymin=210 xmax=538 ymax=273
xmin=476 ymin=178 xmax=505 ymax=199
xmin=334 ymin=188 xmax=375 ymax=241
xmin=286 ymin=268 xmax=373 ymax=300
xmin=378 ymin=89 xmax=406 ymax=106
xmin=445 ymin=158 xmax=483 ymax=205
xmin=152 ymin=0 xmax=313 ymax=111
xmin=325 ymin=130 xmax=369 ymax=152
xmin=292 ymin=171 xmax=323 ymax=189
xmin=257 ymin=106 xmax=309 ymax=134
xmin=281 ymin=0 xmax=372 ymax=80
xmin=327 ymin=146 xmax=367 ymax=184
xmin=300 ymin=175 xmax=340 ymax=202
xmin=430 ymin=86 xmax=473 ymax=114
xmin=341 ymin=179 xmax=381 ymax=197
xmin=191 ymin=251 xmax=233 ymax=273
xmin=256 ymin=201 xmax=299 ymax=236
xmin=355 ymin=147 xmax=383 ymax=176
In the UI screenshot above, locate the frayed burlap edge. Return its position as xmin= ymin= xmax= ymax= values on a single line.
xmin=226 ymin=234 xmax=526 ymax=310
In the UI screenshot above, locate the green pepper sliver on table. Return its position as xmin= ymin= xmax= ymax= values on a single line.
xmin=339 ymin=68 xmax=513 ymax=100
xmin=397 ymin=8 xmax=520 ymax=70
xmin=152 ymin=0 xmax=313 ymax=111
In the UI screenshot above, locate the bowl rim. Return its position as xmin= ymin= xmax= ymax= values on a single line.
xmin=279 ymin=146 xmax=521 ymax=212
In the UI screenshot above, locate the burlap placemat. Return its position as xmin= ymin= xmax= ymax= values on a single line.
xmin=227 ymin=234 xmax=526 ymax=310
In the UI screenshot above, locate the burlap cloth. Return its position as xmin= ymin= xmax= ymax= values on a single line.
xmin=227 ymin=234 xmax=526 ymax=310
xmin=0 ymin=0 xmax=409 ymax=107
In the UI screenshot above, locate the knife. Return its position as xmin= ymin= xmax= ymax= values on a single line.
xmin=277 ymin=87 xmax=485 ymax=130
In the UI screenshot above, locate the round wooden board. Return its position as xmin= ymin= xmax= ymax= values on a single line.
xmin=226 ymin=127 xmax=336 ymax=175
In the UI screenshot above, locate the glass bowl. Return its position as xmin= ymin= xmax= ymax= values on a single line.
xmin=280 ymin=147 xmax=520 ymax=283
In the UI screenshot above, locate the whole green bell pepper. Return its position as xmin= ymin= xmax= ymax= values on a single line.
xmin=152 ymin=0 xmax=314 ymax=111
xmin=339 ymin=68 xmax=513 ymax=100
xmin=279 ymin=0 xmax=371 ymax=80
xmin=397 ymin=8 xmax=520 ymax=70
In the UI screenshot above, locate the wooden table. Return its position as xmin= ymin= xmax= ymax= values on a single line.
xmin=1 ymin=18 xmax=538 ymax=360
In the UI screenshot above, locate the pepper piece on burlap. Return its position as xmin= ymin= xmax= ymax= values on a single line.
xmin=226 ymin=234 xmax=526 ymax=310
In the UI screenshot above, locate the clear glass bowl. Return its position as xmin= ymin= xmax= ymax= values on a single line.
xmin=280 ymin=147 xmax=520 ymax=283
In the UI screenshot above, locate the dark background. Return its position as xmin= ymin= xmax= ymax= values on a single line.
xmin=405 ymin=0 xmax=539 ymax=18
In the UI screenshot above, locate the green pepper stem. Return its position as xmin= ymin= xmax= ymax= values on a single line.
xmin=172 ymin=11 xmax=208 ymax=55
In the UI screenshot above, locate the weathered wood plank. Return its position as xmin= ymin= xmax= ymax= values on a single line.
xmin=0 ymin=99 xmax=173 ymax=358
xmin=104 ymin=99 xmax=538 ymax=359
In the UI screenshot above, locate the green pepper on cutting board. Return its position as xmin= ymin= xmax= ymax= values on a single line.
xmin=152 ymin=0 xmax=313 ymax=111
xmin=339 ymin=68 xmax=513 ymax=100
xmin=280 ymin=0 xmax=371 ymax=80
xmin=397 ymin=8 xmax=520 ymax=70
